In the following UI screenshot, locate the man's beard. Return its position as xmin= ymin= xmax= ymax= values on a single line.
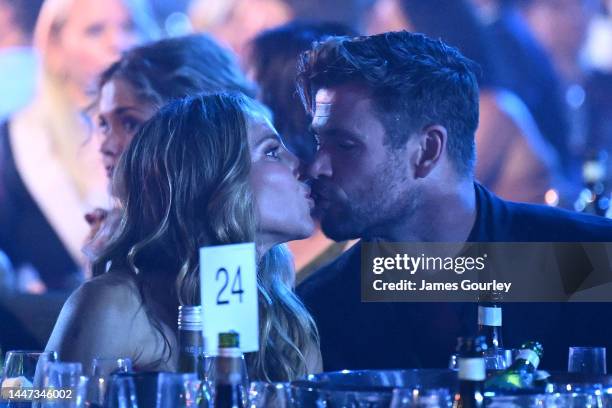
xmin=317 ymin=183 xmax=420 ymax=242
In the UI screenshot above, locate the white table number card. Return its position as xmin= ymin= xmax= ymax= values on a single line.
xmin=200 ymin=242 xmax=259 ymax=354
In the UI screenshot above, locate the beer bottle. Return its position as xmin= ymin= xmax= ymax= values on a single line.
xmin=485 ymin=341 xmax=544 ymax=392
xmin=453 ymin=336 xmax=486 ymax=408
xmin=213 ymin=332 xmax=245 ymax=408
xmin=477 ymin=291 xmax=503 ymax=352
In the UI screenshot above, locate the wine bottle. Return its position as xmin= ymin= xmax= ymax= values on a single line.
xmin=477 ymin=291 xmax=503 ymax=352
xmin=213 ymin=332 xmax=245 ymax=408
xmin=452 ymin=336 xmax=486 ymax=408
xmin=177 ymin=306 xmax=205 ymax=374
xmin=485 ymin=341 xmax=544 ymax=393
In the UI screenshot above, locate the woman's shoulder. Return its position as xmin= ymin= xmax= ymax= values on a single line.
xmin=71 ymin=271 xmax=141 ymax=311
xmin=45 ymin=270 xmax=163 ymax=369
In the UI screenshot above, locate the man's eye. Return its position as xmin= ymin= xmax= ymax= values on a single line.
xmin=338 ymin=141 xmax=357 ymax=150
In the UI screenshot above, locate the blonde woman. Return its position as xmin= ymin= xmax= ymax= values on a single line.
xmin=47 ymin=93 xmax=322 ymax=380
xmin=0 ymin=0 xmax=158 ymax=291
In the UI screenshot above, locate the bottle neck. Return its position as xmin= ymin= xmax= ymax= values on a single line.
xmin=215 ymin=348 xmax=244 ymax=386
xmin=509 ymin=349 xmax=540 ymax=372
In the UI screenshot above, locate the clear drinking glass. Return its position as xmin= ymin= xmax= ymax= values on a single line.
xmin=568 ymin=347 xmax=607 ymax=375
xmin=248 ymin=382 xmax=292 ymax=408
xmin=390 ymin=388 xmax=452 ymax=408
xmin=87 ymin=358 xmax=132 ymax=407
xmin=105 ymin=376 xmax=139 ymax=408
xmin=1 ymin=350 xmax=58 ymax=405
xmin=155 ymin=372 xmax=202 ymax=408
xmin=37 ymin=362 xmax=83 ymax=408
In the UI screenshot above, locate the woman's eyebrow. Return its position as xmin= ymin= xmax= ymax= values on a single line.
xmin=255 ymin=133 xmax=280 ymax=146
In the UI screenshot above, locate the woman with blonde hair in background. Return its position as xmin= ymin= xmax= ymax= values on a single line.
xmin=47 ymin=92 xmax=322 ymax=380
xmin=0 ymin=0 xmax=158 ymax=292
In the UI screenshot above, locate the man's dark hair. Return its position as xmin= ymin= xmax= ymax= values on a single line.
xmin=297 ymin=31 xmax=480 ymax=175
xmin=2 ymin=0 xmax=44 ymax=38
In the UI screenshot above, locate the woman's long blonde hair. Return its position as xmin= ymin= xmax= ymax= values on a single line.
xmin=92 ymin=93 xmax=319 ymax=381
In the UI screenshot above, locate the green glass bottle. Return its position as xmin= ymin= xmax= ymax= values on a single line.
xmin=485 ymin=341 xmax=544 ymax=393
xmin=213 ymin=332 xmax=245 ymax=408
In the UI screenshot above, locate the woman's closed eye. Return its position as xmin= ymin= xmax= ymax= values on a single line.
xmin=265 ymin=142 xmax=281 ymax=159
xmin=337 ymin=139 xmax=357 ymax=150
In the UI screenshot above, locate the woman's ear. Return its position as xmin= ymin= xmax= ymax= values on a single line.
xmin=414 ymin=124 xmax=447 ymax=179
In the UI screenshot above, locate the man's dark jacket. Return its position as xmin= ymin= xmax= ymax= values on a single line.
xmin=297 ymin=184 xmax=612 ymax=371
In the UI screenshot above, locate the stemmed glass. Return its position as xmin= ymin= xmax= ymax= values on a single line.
xmin=87 ymin=358 xmax=132 ymax=407
xmin=248 ymin=382 xmax=292 ymax=407
xmin=105 ymin=376 xmax=139 ymax=408
xmin=38 ymin=362 xmax=84 ymax=407
xmin=155 ymin=372 xmax=204 ymax=408
xmin=1 ymin=350 xmax=58 ymax=406
xmin=389 ymin=388 xmax=452 ymax=408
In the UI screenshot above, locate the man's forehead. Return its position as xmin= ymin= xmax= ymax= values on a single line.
xmin=313 ymin=85 xmax=372 ymax=123
xmin=314 ymin=85 xmax=370 ymax=107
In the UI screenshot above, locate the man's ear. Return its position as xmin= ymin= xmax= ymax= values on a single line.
xmin=414 ymin=124 xmax=447 ymax=178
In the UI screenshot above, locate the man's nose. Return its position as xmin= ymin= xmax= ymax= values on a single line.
xmin=308 ymin=149 xmax=333 ymax=179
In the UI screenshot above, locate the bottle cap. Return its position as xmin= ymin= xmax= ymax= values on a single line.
xmin=178 ymin=305 xmax=203 ymax=331
xmin=218 ymin=331 xmax=240 ymax=348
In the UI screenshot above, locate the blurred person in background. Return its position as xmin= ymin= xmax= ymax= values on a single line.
xmin=520 ymin=0 xmax=612 ymax=176
xmin=47 ymin=93 xmax=322 ymax=379
xmin=188 ymin=0 xmax=292 ymax=59
xmin=283 ymin=0 xmax=375 ymax=32
xmin=247 ymin=21 xmax=358 ymax=278
xmin=85 ymin=34 xmax=257 ymax=257
xmin=0 ymin=0 xmax=158 ymax=293
xmin=468 ymin=0 xmax=573 ymax=180
xmin=368 ymin=0 xmax=560 ymax=204
xmin=0 ymin=0 xmax=44 ymax=119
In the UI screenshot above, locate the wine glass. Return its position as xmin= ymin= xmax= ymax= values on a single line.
xmin=155 ymin=372 xmax=203 ymax=408
xmin=87 ymin=358 xmax=132 ymax=407
xmin=37 ymin=363 xmax=84 ymax=408
xmin=390 ymin=388 xmax=452 ymax=408
xmin=248 ymin=382 xmax=292 ymax=407
xmin=568 ymin=347 xmax=607 ymax=375
xmin=105 ymin=376 xmax=139 ymax=408
xmin=1 ymin=351 xmax=57 ymax=405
